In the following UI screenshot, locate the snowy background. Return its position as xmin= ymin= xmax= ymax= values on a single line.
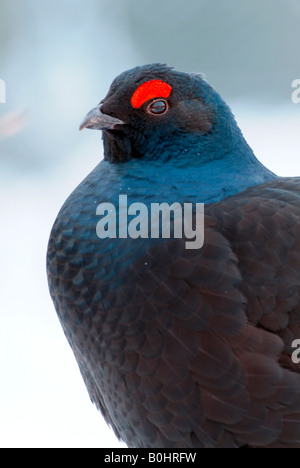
xmin=0 ymin=0 xmax=300 ymax=448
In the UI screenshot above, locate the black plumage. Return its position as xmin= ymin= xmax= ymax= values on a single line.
xmin=47 ymin=64 xmax=300 ymax=447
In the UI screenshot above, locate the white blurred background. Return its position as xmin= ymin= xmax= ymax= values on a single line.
xmin=0 ymin=0 xmax=299 ymax=448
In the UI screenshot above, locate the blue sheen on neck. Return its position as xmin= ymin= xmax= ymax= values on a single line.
xmin=94 ymin=139 xmax=276 ymax=206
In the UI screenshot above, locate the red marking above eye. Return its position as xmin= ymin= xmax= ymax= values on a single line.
xmin=131 ymin=79 xmax=172 ymax=108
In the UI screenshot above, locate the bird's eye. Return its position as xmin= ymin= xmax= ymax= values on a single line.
xmin=146 ymin=99 xmax=169 ymax=116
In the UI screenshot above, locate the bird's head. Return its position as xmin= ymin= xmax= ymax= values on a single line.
xmin=80 ymin=64 xmax=243 ymax=165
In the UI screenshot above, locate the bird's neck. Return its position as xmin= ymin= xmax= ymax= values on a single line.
xmin=102 ymin=130 xmax=276 ymax=205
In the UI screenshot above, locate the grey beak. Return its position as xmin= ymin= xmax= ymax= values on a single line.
xmin=79 ymin=106 xmax=125 ymax=131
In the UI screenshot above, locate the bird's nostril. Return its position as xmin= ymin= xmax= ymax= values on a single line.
xmin=100 ymin=105 xmax=119 ymax=120
xmin=99 ymin=103 xmax=112 ymax=117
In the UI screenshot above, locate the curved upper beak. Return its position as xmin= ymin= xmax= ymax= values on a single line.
xmin=79 ymin=106 xmax=125 ymax=131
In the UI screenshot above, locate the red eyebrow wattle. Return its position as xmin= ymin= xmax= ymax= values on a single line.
xmin=131 ymin=79 xmax=172 ymax=108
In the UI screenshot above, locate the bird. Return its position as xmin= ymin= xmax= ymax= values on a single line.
xmin=47 ymin=63 xmax=300 ymax=448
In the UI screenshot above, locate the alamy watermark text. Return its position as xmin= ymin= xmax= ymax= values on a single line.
xmin=95 ymin=195 xmax=204 ymax=249
xmin=291 ymin=79 xmax=300 ymax=103
xmin=0 ymin=79 xmax=6 ymax=103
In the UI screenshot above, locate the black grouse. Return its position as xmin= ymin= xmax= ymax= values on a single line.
xmin=47 ymin=64 xmax=300 ymax=448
